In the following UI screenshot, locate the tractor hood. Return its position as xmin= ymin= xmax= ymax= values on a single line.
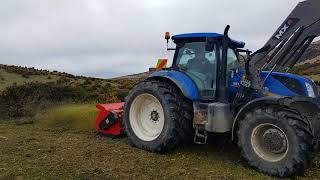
xmin=263 ymin=71 xmax=318 ymax=97
xmin=231 ymin=71 xmax=318 ymax=98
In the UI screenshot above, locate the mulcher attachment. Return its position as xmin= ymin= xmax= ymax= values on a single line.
xmin=95 ymin=103 xmax=125 ymax=138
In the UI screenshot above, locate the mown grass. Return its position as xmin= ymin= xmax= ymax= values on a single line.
xmin=0 ymin=104 xmax=320 ymax=179
xmin=0 ymin=121 xmax=272 ymax=180
xmin=38 ymin=104 xmax=99 ymax=132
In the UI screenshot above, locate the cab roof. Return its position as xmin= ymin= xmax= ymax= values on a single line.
xmin=172 ymin=33 xmax=245 ymax=49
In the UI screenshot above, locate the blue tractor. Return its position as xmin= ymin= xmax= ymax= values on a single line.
xmin=123 ymin=0 xmax=320 ymax=177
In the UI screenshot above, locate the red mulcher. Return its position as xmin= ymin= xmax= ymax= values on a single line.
xmin=95 ymin=103 xmax=125 ymax=138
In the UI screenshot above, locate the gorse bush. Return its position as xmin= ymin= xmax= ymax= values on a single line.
xmin=119 ymin=79 xmax=138 ymax=90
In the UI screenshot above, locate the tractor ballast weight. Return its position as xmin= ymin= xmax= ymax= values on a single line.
xmin=97 ymin=0 xmax=320 ymax=177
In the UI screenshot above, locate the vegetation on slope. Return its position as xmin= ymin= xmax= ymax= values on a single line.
xmin=290 ymin=54 xmax=320 ymax=85
xmin=300 ymin=40 xmax=320 ymax=62
xmin=0 ymin=64 xmax=140 ymax=119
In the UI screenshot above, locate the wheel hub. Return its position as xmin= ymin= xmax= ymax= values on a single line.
xmin=129 ymin=93 xmax=165 ymax=141
xmin=262 ymin=129 xmax=287 ymax=154
xmin=251 ymin=123 xmax=289 ymax=162
xmin=150 ymin=110 xmax=160 ymax=122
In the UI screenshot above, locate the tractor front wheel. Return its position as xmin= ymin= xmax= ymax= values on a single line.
xmin=124 ymin=80 xmax=193 ymax=153
xmin=237 ymin=106 xmax=314 ymax=177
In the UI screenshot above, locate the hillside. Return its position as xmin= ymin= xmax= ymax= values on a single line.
xmin=291 ymin=55 xmax=320 ymax=81
xmin=290 ymin=41 xmax=320 ymax=82
xmin=112 ymin=71 xmax=151 ymax=80
xmin=0 ymin=64 xmax=140 ymax=95
xmin=0 ymin=64 xmax=119 ymax=91
xmin=2 ymin=43 xmax=320 ymax=179
xmin=0 ymin=64 xmax=140 ymax=119
xmin=300 ymin=40 xmax=320 ymax=62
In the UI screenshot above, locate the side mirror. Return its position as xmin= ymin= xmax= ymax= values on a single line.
xmin=205 ymin=37 xmax=215 ymax=51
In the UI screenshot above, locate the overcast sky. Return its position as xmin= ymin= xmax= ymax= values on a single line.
xmin=0 ymin=0 xmax=302 ymax=78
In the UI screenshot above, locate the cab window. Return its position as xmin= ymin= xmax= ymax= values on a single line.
xmin=175 ymin=42 xmax=217 ymax=99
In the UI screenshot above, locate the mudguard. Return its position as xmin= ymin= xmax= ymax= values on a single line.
xmin=148 ymin=70 xmax=200 ymax=100
xmin=231 ymin=96 xmax=320 ymax=140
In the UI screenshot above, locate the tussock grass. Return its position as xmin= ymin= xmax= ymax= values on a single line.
xmin=39 ymin=104 xmax=99 ymax=132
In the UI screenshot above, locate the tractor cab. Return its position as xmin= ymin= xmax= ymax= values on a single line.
xmin=170 ymin=33 xmax=245 ymax=100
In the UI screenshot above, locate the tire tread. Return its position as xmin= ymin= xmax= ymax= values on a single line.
xmin=237 ymin=105 xmax=314 ymax=177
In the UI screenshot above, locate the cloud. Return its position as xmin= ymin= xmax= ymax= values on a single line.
xmin=0 ymin=0 xmax=302 ymax=78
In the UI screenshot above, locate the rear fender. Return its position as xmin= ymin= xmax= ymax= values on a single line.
xmin=147 ymin=70 xmax=200 ymax=100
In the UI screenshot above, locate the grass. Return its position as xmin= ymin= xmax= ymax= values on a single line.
xmin=38 ymin=104 xmax=99 ymax=132
xmin=0 ymin=69 xmax=60 ymax=91
xmin=0 ymin=123 xmax=270 ymax=180
xmin=1 ymin=104 xmax=320 ymax=179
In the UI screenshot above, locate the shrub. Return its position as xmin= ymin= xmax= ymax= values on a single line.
xmin=119 ymin=79 xmax=139 ymax=90
xmin=101 ymin=89 xmax=121 ymax=103
xmin=22 ymin=74 xmax=30 ymax=78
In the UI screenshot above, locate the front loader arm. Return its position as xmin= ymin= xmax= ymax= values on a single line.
xmin=248 ymin=0 xmax=320 ymax=91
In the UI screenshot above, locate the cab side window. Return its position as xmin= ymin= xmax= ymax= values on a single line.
xmin=227 ymin=49 xmax=239 ymax=71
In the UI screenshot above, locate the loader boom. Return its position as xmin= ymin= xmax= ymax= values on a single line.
xmin=249 ymin=0 xmax=320 ymax=90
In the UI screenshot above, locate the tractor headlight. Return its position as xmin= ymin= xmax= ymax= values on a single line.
xmin=305 ymin=82 xmax=316 ymax=98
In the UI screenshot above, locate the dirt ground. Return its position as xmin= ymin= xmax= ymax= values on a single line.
xmin=1 ymin=122 xmax=320 ymax=180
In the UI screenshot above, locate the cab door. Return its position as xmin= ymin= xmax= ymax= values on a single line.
xmin=174 ymin=41 xmax=218 ymax=100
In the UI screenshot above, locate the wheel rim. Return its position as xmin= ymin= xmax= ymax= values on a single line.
xmin=251 ymin=123 xmax=289 ymax=162
xmin=129 ymin=93 xmax=165 ymax=141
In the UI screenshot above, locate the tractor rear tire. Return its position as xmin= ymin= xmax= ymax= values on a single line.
xmin=124 ymin=80 xmax=193 ymax=153
xmin=237 ymin=106 xmax=314 ymax=177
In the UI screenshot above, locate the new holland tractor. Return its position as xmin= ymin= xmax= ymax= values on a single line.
xmin=96 ymin=0 xmax=320 ymax=177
